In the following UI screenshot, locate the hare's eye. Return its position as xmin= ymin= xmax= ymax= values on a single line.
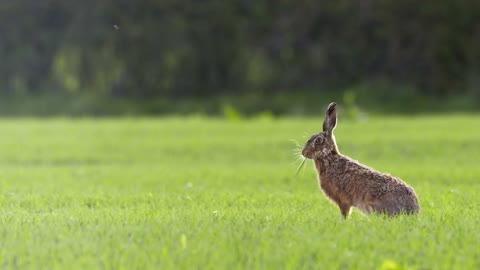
xmin=314 ymin=137 xmax=322 ymax=144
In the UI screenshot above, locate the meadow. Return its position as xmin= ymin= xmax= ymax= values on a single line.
xmin=0 ymin=115 xmax=479 ymax=269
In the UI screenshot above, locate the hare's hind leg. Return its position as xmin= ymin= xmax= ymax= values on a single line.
xmin=371 ymin=199 xmax=404 ymax=216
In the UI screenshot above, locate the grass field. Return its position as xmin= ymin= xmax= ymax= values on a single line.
xmin=0 ymin=115 xmax=479 ymax=269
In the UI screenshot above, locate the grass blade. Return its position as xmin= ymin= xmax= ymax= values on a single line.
xmin=295 ymin=157 xmax=307 ymax=176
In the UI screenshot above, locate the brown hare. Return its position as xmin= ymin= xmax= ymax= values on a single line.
xmin=301 ymin=102 xmax=419 ymax=218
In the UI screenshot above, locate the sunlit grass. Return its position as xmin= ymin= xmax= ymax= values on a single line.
xmin=0 ymin=115 xmax=479 ymax=269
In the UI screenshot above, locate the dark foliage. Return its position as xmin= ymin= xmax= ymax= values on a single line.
xmin=1 ymin=0 xmax=479 ymax=99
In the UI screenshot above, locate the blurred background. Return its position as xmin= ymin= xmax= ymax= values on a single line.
xmin=1 ymin=0 xmax=479 ymax=116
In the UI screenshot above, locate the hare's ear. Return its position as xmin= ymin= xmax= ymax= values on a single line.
xmin=322 ymin=102 xmax=337 ymax=135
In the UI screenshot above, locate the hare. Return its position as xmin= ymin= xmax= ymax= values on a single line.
xmin=301 ymin=102 xmax=419 ymax=218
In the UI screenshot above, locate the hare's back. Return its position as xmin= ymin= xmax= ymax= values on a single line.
xmin=342 ymin=157 xmax=416 ymax=197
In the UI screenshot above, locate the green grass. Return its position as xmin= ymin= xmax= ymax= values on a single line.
xmin=0 ymin=115 xmax=479 ymax=269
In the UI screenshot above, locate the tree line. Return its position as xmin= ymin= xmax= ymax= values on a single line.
xmin=1 ymin=0 xmax=479 ymax=99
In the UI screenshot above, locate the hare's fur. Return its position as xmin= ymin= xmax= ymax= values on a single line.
xmin=302 ymin=102 xmax=419 ymax=218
